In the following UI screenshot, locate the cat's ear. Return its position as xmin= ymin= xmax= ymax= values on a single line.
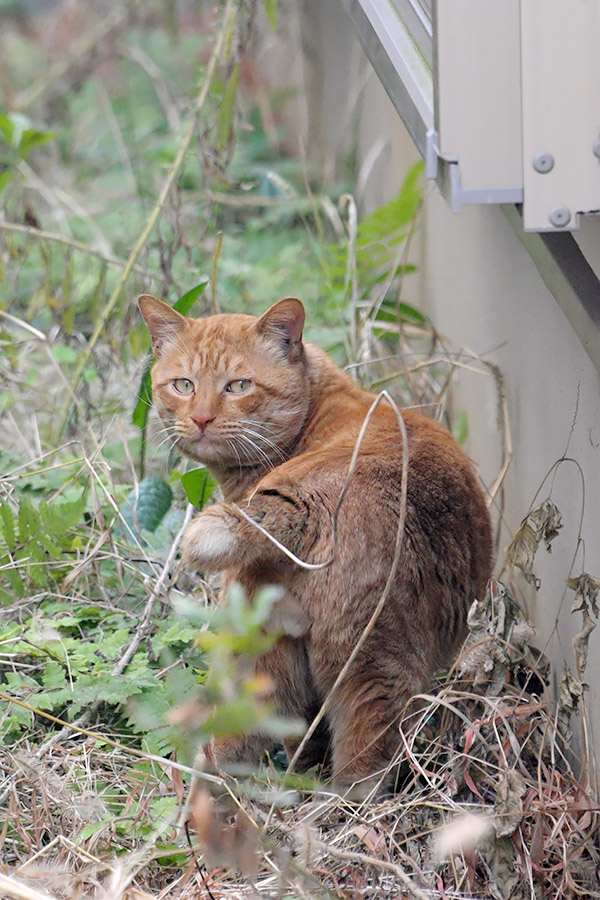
xmin=138 ymin=294 xmax=188 ymax=357
xmin=256 ymin=298 xmax=305 ymax=362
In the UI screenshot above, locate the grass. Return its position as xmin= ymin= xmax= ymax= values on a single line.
xmin=0 ymin=2 xmax=599 ymax=898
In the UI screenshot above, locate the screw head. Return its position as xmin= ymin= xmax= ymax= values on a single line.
xmin=533 ymin=152 xmax=555 ymax=174
xmin=549 ymin=206 xmax=571 ymax=228
xmin=593 ymin=140 xmax=600 ymax=159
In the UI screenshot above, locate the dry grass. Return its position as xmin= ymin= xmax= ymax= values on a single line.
xmin=2 ymin=575 xmax=599 ymax=899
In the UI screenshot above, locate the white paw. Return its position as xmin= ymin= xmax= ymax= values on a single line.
xmin=181 ymin=512 xmax=235 ymax=569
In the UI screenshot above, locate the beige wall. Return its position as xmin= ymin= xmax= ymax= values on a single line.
xmin=256 ymin=0 xmax=600 ymax=753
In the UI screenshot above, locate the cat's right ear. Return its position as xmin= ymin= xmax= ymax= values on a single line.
xmin=256 ymin=298 xmax=305 ymax=362
xmin=138 ymin=294 xmax=188 ymax=357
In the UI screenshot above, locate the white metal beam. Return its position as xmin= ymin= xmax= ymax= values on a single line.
xmin=520 ymin=0 xmax=600 ymax=232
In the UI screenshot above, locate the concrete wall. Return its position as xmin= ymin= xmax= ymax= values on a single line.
xmin=254 ymin=0 xmax=600 ymax=754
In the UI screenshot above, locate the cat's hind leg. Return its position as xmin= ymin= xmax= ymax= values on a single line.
xmin=319 ymin=647 xmax=426 ymax=800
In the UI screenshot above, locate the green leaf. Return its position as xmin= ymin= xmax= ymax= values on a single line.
xmin=0 ymin=169 xmax=14 ymax=194
xmin=120 ymin=476 xmax=173 ymax=539
xmin=0 ymin=113 xmax=14 ymax=144
xmin=452 ymin=410 xmax=469 ymax=445
xmin=42 ymin=662 xmax=68 ymax=688
xmin=173 ymin=280 xmax=208 ymax=315
xmin=0 ymin=503 xmax=16 ymax=550
xmin=263 ymin=0 xmax=277 ymax=29
xmin=17 ymin=496 xmax=39 ymax=543
xmin=131 ymin=358 xmax=153 ymax=429
xmin=17 ymin=128 xmax=54 ymax=159
xmin=0 ymin=112 xmax=29 ymax=148
xmin=80 ymin=819 xmax=112 ymax=841
xmin=356 ymin=160 xmax=423 ymax=248
xmin=180 ymin=468 xmax=216 ymax=508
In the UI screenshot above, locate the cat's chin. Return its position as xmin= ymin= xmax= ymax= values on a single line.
xmin=180 ymin=434 xmax=233 ymax=467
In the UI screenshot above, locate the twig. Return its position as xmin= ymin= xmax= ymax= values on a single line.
xmin=0 ymin=309 xmax=47 ymax=341
xmin=0 ymin=873 xmax=58 ymax=900
xmin=57 ymin=0 xmax=238 ymax=438
xmin=0 ymin=691 xmax=224 ymax=787
xmin=312 ymin=837 xmax=431 ymax=900
xmin=15 ymin=5 xmax=128 ymax=110
xmin=0 ymin=220 xmax=149 ymax=274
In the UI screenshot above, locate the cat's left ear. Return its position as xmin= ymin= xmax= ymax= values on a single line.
xmin=138 ymin=294 xmax=188 ymax=357
xmin=256 ymin=298 xmax=305 ymax=362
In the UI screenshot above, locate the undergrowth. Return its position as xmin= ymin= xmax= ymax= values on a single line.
xmin=0 ymin=2 xmax=599 ymax=899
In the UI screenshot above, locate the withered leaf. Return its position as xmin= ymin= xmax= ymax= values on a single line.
xmin=568 ymin=573 xmax=600 ymax=617
xmin=507 ymin=499 xmax=563 ymax=589
xmin=572 ymin=611 xmax=597 ymax=676
xmin=493 ymin=769 xmax=527 ymax=838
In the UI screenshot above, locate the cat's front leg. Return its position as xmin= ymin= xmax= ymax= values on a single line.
xmin=181 ymin=505 xmax=239 ymax=570
xmin=181 ymin=487 xmax=315 ymax=572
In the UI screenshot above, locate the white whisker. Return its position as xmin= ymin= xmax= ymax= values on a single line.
xmin=242 ymin=427 xmax=288 ymax=464
xmin=236 ymin=432 xmax=275 ymax=472
xmin=226 ymin=437 xmax=244 ymax=479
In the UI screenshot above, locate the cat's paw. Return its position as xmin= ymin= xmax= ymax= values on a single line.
xmin=181 ymin=508 xmax=236 ymax=570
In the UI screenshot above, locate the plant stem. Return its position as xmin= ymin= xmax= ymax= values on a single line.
xmin=57 ymin=0 xmax=237 ymax=439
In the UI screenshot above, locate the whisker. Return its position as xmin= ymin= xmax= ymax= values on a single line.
xmin=242 ymin=428 xmax=288 ymax=464
xmin=237 ymin=433 xmax=274 ymax=472
xmin=226 ymin=437 xmax=244 ymax=479
xmin=237 ymin=418 xmax=284 ymax=437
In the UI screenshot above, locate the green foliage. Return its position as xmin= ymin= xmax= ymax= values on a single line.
xmin=326 ymin=160 xmax=423 ymax=315
xmin=169 ymin=584 xmax=304 ymax=748
xmin=0 ymin=111 xmax=54 ymax=193
xmin=180 ymin=468 xmax=216 ymax=507
xmin=0 ymin=596 xmax=206 ymax=748
xmin=264 ymin=0 xmax=278 ymax=30
xmin=452 ymin=409 xmax=469 ymax=445
xmin=119 ymin=476 xmax=173 ymax=542
xmin=0 ymin=494 xmax=86 ymax=603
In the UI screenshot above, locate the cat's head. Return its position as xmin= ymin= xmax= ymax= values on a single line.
xmin=138 ymin=295 xmax=310 ymax=470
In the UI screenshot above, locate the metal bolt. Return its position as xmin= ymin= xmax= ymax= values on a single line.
xmin=549 ymin=206 xmax=571 ymax=228
xmin=533 ymin=152 xmax=554 ymax=174
xmin=593 ymin=140 xmax=600 ymax=159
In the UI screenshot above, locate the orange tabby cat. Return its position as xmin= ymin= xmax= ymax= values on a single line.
xmin=139 ymin=294 xmax=492 ymax=797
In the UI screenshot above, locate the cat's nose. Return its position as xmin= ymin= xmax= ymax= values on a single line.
xmin=190 ymin=412 xmax=215 ymax=432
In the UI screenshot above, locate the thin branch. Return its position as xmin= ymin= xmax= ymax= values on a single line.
xmin=57 ymin=0 xmax=238 ymax=438
xmin=0 ymin=220 xmax=149 ymax=274
xmin=15 ymin=5 xmax=128 ymax=110
xmin=0 ymin=873 xmax=58 ymax=900
xmin=312 ymin=837 xmax=431 ymax=900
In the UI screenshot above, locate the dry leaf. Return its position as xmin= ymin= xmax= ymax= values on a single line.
xmin=188 ymin=786 xmax=260 ymax=875
xmin=507 ymin=499 xmax=562 ymax=588
xmin=573 ymin=610 xmax=597 ymax=676
xmin=352 ymin=824 xmax=386 ymax=854
xmin=568 ymin=573 xmax=600 ymax=616
xmin=493 ymin=769 xmax=527 ymax=837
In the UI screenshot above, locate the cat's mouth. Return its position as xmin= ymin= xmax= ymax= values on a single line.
xmin=181 ymin=430 xmax=224 ymax=462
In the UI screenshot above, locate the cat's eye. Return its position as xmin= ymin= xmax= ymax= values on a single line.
xmin=225 ymin=379 xmax=252 ymax=395
xmin=172 ymin=378 xmax=194 ymax=395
